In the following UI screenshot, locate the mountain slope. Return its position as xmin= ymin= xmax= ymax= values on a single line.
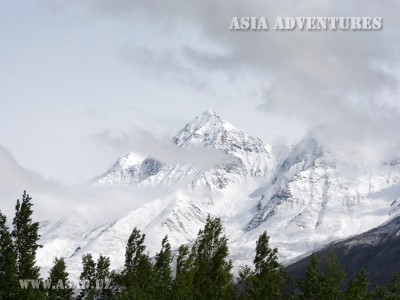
xmin=247 ymin=133 xmax=400 ymax=247
xmin=95 ymin=109 xmax=273 ymax=189
xmin=286 ymin=215 xmax=400 ymax=284
xmin=36 ymin=110 xmax=400 ymax=281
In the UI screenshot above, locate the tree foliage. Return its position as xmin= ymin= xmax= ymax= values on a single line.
xmin=78 ymin=253 xmax=96 ymax=300
xmin=191 ymin=215 xmax=234 ymax=300
xmin=121 ymin=227 xmax=155 ymax=299
xmin=297 ymin=254 xmax=320 ymax=300
xmin=12 ymin=191 xmax=41 ymax=279
xmin=0 ymin=210 xmax=18 ymax=300
xmin=11 ymin=191 xmax=45 ymax=299
xmin=47 ymin=257 xmax=72 ymax=300
xmin=154 ymin=235 xmax=173 ymax=299
xmin=239 ymin=231 xmax=288 ymax=300
xmin=344 ymin=268 xmax=371 ymax=300
xmin=172 ymin=244 xmax=194 ymax=300
xmin=3 ymin=190 xmax=400 ymax=299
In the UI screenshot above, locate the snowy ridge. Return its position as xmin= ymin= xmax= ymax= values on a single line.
xmin=95 ymin=109 xmax=273 ymax=189
xmin=37 ymin=110 xmax=400 ymax=280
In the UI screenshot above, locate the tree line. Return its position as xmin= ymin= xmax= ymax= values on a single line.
xmin=1 ymin=191 xmax=400 ymax=299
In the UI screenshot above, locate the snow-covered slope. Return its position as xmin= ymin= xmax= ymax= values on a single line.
xmin=96 ymin=109 xmax=273 ymax=189
xmin=37 ymin=110 xmax=400 ymax=281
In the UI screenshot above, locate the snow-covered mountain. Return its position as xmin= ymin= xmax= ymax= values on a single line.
xmin=37 ymin=110 xmax=400 ymax=280
xmin=244 ymin=132 xmax=400 ymax=258
xmin=95 ymin=109 xmax=273 ymax=189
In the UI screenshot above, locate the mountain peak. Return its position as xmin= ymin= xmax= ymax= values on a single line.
xmin=108 ymin=152 xmax=144 ymax=172
xmin=191 ymin=109 xmax=224 ymax=129
xmin=203 ymin=108 xmax=218 ymax=117
xmin=171 ymin=110 xmax=272 ymax=175
xmin=279 ymin=132 xmax=323 ymax=172
xmin=172 ymin=109 xmax=238 ymax=147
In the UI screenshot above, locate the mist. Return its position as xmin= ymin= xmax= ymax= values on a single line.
xmin=93 ymin=127 xmax=230 ymax=170
xmin=80 ymin=0 xmax=400 ymax=163
xmin=0 ymin=145 xmax=169 ymax=225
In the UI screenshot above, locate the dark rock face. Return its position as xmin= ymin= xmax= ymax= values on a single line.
xmin=286 ymin=216 xmax=400 ymax=285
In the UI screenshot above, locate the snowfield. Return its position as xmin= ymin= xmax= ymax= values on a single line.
xmin=36 ymin=110 xmax=400 ymax=281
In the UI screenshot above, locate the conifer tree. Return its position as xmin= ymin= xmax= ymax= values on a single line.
xmin=176 ymin=245 xmax=192 ymax=279
xmin=0 ymin=211 xmax=18 ymax=299
xmin=319 ymin=254 xmax=345 ymax=300
xmin=239 ymin=231 xmax=288 ymax=300
xmin=191 ymin=215 xmax=234 ymax=300
xmin=172 ymin=244 xmax=194 ymax=300
xmin=121 ymin=227 xmax=155 ymax=299
xmin=78 ymin=253 xmax=96 ymax=300
xmin=12 ymin=191 xmax=41 ymax=278
xmin=344 ymin=268 xmax=371 ymax=300
xmin=372 ymin=272 xmax=400 ymax=299
xmin=387 ymin=273 xmax=400 ymax=298
xmin=253 ymin=232 xmax=279 ymax=274
xmin=371 ymin=283 xmax=388 ymax=299
xmin=47 ymin=257 xmax=72 ymax=300
xmin=12 ymin=191 xmax=44 ymax=299
xmin=297 ymin=254 xmax=321 ymax=300
xmin=154 ymin=235 xmax=173 ymax=299
xmin=124 ymin=227 xmax=146 ymax=272
xmin=95 ymin=255 xmax=114 ymax=299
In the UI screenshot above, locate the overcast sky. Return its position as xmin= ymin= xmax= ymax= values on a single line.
xmin=1 ymin=0 xmax=400 ymax=184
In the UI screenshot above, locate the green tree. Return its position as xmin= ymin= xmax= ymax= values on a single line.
xmin=78 ymin=253 xmax=96 ymax=300
xmin=191 ymin=215 xmax=234 ymax=300
xmin=154 ymin=235 xmax=173 ymax=299
xmin=319 ymin=254 xmax=346 ymax=300
xmin=372 ymin=283 xmax=389 ymax=300
xmin=387 ymin=273 xmax=400 ymax=298
xmin=371 ymin=273 xmax=400 ymax=300
xmin=47 ymin=257 xmax=72 ymax=300
xmin=172 ymin=244 xmax=194 ymax=300
xmin=12 ymin=191 xmax=45 ymax=299
xmin=239 ymin=231 xmax=289 ymax=300
xmin=297 ymin=254 xmax=321 ymax=300
xmin=295 ymin=253 xmax=345 ymax=300
xmin=124 ymin=227 xmax=146 ymax=272
xmin=95 ymin=255 xmax=114 ymax=299
xmin=78 ymin=254 xmax=116 ymax=299
xmin=121 ymin=227 xmax=155 ymax=299
xmin=12 ymin=191 xmax=42 ymax=279
xmin=344 ymin=268 xmax=371 ymax=300
xmin=0 ymin=211 xmax=18 ymax=299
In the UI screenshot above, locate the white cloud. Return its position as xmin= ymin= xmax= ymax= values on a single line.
xmin=93 ymin=128 xmax=229 ymax=169
xmin=2 ymin=0 xmax=400 ymax=183
xmin=0 ymin=145 xmax=168 ymax=225
xmin=81 ymin=0 xmax=400 ymax=161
